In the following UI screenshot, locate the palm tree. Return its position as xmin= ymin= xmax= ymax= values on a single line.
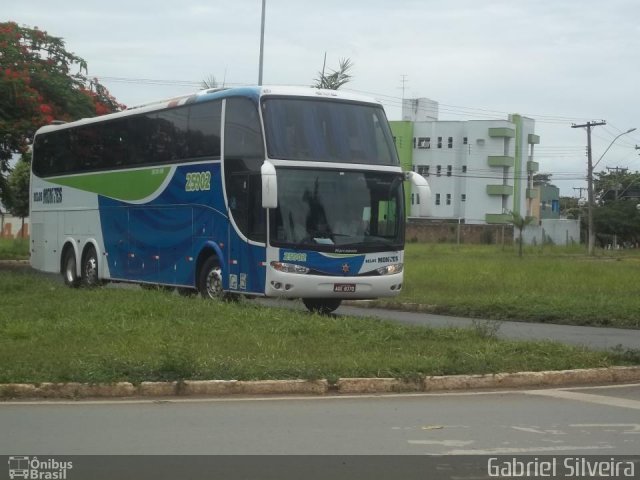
xmin=509 ymin=211 xmax=535 ymax=257
xmin=314 ymin=56 xmax=353 ymax=90
xmin=201 ymin=75 xmax=218 ymax=90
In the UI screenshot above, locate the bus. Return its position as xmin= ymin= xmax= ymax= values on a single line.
xmin=30 ymin=86 xmax=428 ymax=314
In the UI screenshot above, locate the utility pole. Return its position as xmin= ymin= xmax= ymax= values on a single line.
xmin=572 ymin=121 xmax=606 ymax=255
xmin=573 ymin=187 xmax=587 ymax=198
xmin=399 ymin=75 xmax=408 ymax=102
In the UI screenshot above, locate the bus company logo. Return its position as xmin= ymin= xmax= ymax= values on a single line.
xmin=32 ymin=188 xmax=62 ymax=204
xmin=7 ymin=456 xmax=73 ymax=479
xmin=341 ymin=263 xmax=350 ymax=273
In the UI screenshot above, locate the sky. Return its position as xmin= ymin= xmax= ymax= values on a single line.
xmin=6 ymin=0 xmax=640 ymax=195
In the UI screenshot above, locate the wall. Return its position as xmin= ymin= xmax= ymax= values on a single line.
xmin=0 ymin=214 xmax=30 ymax=238
xmin=406 ymin=219 xmax=514 ymax=245
xmin=520 ymin=219 xmax=580 ymax=246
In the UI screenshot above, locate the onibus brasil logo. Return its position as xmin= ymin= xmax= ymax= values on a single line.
xmin=8 ymin=456 xmax=72 ymax=479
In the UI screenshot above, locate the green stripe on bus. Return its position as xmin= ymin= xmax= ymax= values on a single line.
xmin=49 ymin=168 xmax=171 ymax=201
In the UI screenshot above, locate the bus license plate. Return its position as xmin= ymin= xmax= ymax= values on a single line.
xmin=334 ymin=283 xmax=356 ymax=293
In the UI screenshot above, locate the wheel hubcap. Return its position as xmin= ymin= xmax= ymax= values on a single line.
xmin=205 ymin=267 xmax=223 ymax=299
xmin=85 ymin=256 xmax=98 ymax=285
xmin=65 ymin=257 xmax=76 ymax=283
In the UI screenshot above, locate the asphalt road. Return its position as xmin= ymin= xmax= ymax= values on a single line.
xmin=2 ymin=384 xmax=640 ymax=455
xmin=264 ymin=299 xmax=640 ymax=352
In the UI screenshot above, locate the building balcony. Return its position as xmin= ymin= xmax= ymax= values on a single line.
xmin=486 ymin=184 xmax=513 ymax=196
xmin=527 ymin=160 xmax=539 ymax=172
xmin=526 ymin=188 xmax=538 ymax=199
xmin=528 ymin=134 xmax=540 ymax=144
xmin=488 ymin=127 xmax=515 ymax=138
xmin=487 ymin=155 xmax=514 ymax=168
xmin=485 ymin=213 xmax=512 ymax=224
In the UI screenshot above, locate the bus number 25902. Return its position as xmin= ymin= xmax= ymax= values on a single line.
xmin=185 ymin=171 xmax=211 ymax=192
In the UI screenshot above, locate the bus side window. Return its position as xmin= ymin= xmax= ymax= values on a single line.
xmin=103 ymin=120 xmax=129 ymax=167
xmin=224 ymin=98 xmax=263 ymax=160
xmin=189 ymin=101 xmax=221 ymax=158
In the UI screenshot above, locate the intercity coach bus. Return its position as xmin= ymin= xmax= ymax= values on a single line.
xmin=30 ymin=86 xmax=429 ymax=313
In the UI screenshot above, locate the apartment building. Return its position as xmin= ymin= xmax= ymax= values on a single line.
xmin=392 ymin=98 xmax=540 ymax=224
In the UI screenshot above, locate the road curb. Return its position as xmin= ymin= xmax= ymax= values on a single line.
xmin=1 ymin=367 xmax=639 ymax=400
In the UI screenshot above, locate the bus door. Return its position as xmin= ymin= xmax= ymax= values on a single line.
xmin=227 ymin=173 xmax=266 ymax=294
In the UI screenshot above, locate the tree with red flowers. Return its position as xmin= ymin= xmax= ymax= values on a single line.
xmin=0 ymin=21 xmax=125 ymax=203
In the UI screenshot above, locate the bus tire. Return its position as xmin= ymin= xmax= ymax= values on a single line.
xmin=62 ymin=248 xmax=80 ymax=288
xmin=81 ymin=246 xmax=101 ymax=288
xmin=302 ymin=298 xmax=342 ymax=315
xmin=197 ymin=256 xmax=225 ymax=300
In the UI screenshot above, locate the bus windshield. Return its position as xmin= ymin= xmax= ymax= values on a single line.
xmin=270 ymin=168 xmax=404 ymax=252
xmin=262 ymin=98 xmax=398 ymax=165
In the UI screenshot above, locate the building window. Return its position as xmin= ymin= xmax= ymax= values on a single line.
xmin=416 ymin=194 xmax=420 ymax=205
xmin=461 ymin=194 xmax=466 ymax=202
xmin=463 ymin=137 xmax=468 ymax=145
xmin=412 ymin=137 xmax=416 ymax=149
xmin=446 ymin=194 xmax=451 ymax=205
xmin=435 ymin=193 xmax=441 ymax=205
xmin=448 ymin=137 xmax=453 ymax=148
xmin=417 ymin=165 xmax=429 ymax=176
xmin=462 ymin=165 xmax=467 ymax=173
xmin=417 ymin=137 xmax=430 ymax=149
xmin=437 ymin=137 xmax=442 ymax=148
xmin=436 ymin=165 xmax=441 ymax=177
xmin=447 ymin=165 xmax=452 ymax=177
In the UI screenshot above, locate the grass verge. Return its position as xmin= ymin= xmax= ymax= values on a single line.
xmin=0 ymin=270 xmax=637 ymax=384
xmin=0 ymin=237 xmax=29 ymax=260
xmin=373 ymin=244 xmax=640 ymax=328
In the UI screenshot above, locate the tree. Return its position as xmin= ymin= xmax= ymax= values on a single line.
xmin=201 ymin=75 xmax=218 ymax=90
xmin=314 ymin=56 xmax=353 ymax=90
xmin=4 ymin=153 xmax=30 ymax=237
xmin=508 ymin=211 xmax=535 ymax=257
xmin=592 ymin=170 xmax=640 ymax=246
xmin=0 ymin=21 xmax=124 ymax=203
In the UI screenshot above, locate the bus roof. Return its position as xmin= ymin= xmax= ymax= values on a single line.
xmin=34 ymin=86 xmax=382 ymax=136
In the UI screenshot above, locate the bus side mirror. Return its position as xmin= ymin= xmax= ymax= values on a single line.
xmin=404 ymin=171 xmax=432 ymax=217
xmin=261 ymin=160 xmax=278 ymax=208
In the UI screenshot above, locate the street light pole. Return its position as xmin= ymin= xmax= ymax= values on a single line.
xmin=574 ymin=123 xmax=636 ymax=255
xmin=572 ymin=121 xmax=606 ymax=256
xmin=258 ymin=0 xmax=266 ymax=86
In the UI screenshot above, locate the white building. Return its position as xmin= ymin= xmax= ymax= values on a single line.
xmin=392 ymin=98 xmax=540 ymax=224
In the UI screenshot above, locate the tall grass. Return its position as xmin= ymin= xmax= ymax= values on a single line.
xmin=0 ymin=237 xmax=29 ymax=260
xmin=0 ymin=270 xmax=633 ymax=384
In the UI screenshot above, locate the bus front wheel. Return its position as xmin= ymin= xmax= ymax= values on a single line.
xmin=198 ymin=257 xmax=225 ymax=300
xmin=302 ymin=298 xmax=342 ymax=315
xmin=62 ymin=249 xmax=80 ymax=288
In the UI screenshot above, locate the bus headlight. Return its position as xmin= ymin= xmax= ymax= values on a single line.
xmin=270 ymin=261 xmax=310 ymax=274
xmin=376 ymin=263 xmax=403 ymax=275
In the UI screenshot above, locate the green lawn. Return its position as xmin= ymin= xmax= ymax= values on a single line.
xmin=1 ymin=270 xmax=635 ymax=385
xmin=376 ymin=244 xmax=640 ymax=328
xmin=0 ymin=237 xmax=29 ymax=260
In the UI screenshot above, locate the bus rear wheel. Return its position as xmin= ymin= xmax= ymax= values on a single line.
xmin=81 ymin=246 xmax=101 ymax=288
xmin=302 ymin=298 xmax=342 ymax=315
xmin=62 ymin=249 xmax=80 ymax=288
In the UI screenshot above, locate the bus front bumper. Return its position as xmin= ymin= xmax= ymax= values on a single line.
xmin=265 ymin=269 xmax=404 ymax=299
